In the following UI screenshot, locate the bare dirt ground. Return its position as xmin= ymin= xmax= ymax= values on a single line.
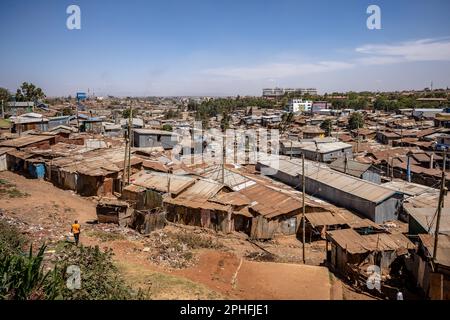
xmin=0 ymin=171 xmax=373 ymax=300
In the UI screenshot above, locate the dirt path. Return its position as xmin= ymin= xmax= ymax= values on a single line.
xmin=0 ymin=171 xmax=351 ymax=300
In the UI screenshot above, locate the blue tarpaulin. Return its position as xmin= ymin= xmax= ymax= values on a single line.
xmin=28 ymin=163 xmax=45 ymax=179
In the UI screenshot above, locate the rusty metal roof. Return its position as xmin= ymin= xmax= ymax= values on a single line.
xmin=129 ymin=171 xmax=195 ymax=195
xmin=0 ymin=135 xmax=54 ymax=148
xmin=327 ymin=229 xmax=414 ymax=254
xmin=240 ymin=183 xmax=302 ymax=218
xmin=210 ymin=192 xmax=251 ymax=207
xmin=418 ymin=234 xmax=450 ymax=267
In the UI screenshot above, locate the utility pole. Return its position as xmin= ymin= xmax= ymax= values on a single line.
xmin=390 ymin=157 xmax=394 ymax=181
xmin=290 ymin=140 xmax=293 ymax=160
xmin=356 ymin=121 xmax=360 ymax=153
xmin=302 ymin=153 xmax=306 ymax=264
xmin=127 ymin=104 xmax=132 ymax=185
xmin=344 ymin=154 xmax=348 ymax=174
xmin=221 ymin=133 xmax=226 ymax=184
xmin=433 ymin=150 xmax=447 ymax=261
xmin=122 ymin=105 xmax=132 ymax=191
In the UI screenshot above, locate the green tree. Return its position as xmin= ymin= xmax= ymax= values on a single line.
xmin=0 ymin=87 xmax=10 ymax=104
xmin=122 ymin=108 xmax=134 ymax=118
xmin=320 ymin=119 xmax=333 ymax=136
xmin=15 ymin=82 xmax=46 ymax=102
xmin=220 ymin=112 xmax=231 ymax=131
xmin=162 ymin=124 xmax=173 ymax=131
xmin=348 ymin=112 xmax=364 ymax=130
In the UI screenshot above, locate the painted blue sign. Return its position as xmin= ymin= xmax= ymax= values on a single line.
xmin=76 ymin=92 xmax=87 ymax=100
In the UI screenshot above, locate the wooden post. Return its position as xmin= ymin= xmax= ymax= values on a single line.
xmin=127 ymin=105 xmax=132 ymax=185
xmin=344 ymin=154 xmax=348 ymax=174
xmin=290 ymin=140 xmax=293 ymax=160
xmin=222 ymin=133 xmax=226 ymax=184
xmin=302 ymin=153 xmax=306 ymax=264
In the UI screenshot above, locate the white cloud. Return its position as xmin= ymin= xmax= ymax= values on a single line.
xmin=200 ymin=38 xmax=450 ymax=85
xmin=356 ymin=38 xmax=450 ymax=63
xmin=203 ymin=61 xmax=354 ymax=80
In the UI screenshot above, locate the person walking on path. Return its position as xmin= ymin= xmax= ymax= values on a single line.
xmin=71 ymin=220 xmax=81 ymax=246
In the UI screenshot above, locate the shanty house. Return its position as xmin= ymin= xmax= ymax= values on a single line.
xmin=122 ymin=171 xmax=195 ymax=210
xmin=133 ymin=129 xmax=179 ymax=150
xmin=296 ymin=141 xmax=353 ymax=163
xmin=326 ymin=228 xmax=414 ymax=289
xmin=257 ymin=157 xmax=403 ymax=223
xmin=0 ymin=147 xmax=13 ymax=171
xmin=163 ymin=179 xmax=234 ymax=232
xmin=10 ymin=112 xmax=48 ymax=133
xmin=408 ymin=234 xmax=450 ymax=300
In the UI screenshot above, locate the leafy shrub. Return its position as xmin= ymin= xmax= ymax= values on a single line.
xmin=0 ymin=244 xmax=60 ymax=300
xmin=52 ymin=244 xmax=145 ymax=300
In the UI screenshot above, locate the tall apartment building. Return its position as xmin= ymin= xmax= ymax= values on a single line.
xmin=262 ymin=87 xmax=317 ymax=99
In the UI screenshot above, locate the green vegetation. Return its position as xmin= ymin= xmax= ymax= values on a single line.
xmin=0 ymin=179 xmax=29 ymax=198
xmin=348 ymin=112 xmax=365 ymax=131
xmin=163 ymin=108 xmax=181 ymax=120
xmin=122 ymin=108 xmax=134 ymax=119
xmin=320 ymin=119 xmax=333 ymax=136
xmin=0 ymin=220 xmax=145 ymax=300
xmin=14 ymin=82 xmax=45 ymax=102
xmin=86 ymin=230 xmax=126 ymax=242
xmin=189 ymin=97 xmax=277 ymax=128
xmin=0 ymin=87 xmax=10 ymax=103
xmin=171 ymin=231 xmax=224 ymax=250
xmin=161 ymin=124 xmax=173 ymax=132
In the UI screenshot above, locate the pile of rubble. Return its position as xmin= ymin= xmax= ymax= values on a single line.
xmin=145 ymin=230 xmax=196 ymax=269
xmin=0 ymin=210 xmax=64 ymax=244
xmin=92 ymin=223 xmax=143 ymax=241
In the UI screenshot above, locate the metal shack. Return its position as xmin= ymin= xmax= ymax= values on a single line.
xmin=133 ymin=129 xmax=179 ymax=150
xmin=163 ymin=179 xmax=234 ymax=232
xmin=326 ymin=228 xmax=414 ymax=291
xmin=257 ymin=157 xmax=403 ymax=224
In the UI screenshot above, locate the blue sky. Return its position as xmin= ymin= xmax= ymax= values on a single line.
xmin=1 ymin=0 xmax=450 ymax=96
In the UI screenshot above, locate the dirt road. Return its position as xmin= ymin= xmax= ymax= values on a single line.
xmin=0 ymin=171 xmax=358 ymax=300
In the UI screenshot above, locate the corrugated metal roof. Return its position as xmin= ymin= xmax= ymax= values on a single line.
xmin=405 ymin=207 xmax=450 ymax=235
xmin=134 ymin=129 xmax=177 ymax=136
xmin=129 ymin=171 xmax=195 ymax=195
xmin=176 ymin=179 xmax=226 ymax=200
xmin=329 ymin=158 xmax=372 ymax=177
xmin=418 ymin=234 xmax=450 ymax=267
xmin=327 ymin=229 xmax=414 ymax=254
xmin=259 ymin=157 xmax=398 ymax=204
xmin=210 ymin=192 xmax=251 ymax=207
xmin=240 ymin=183 xmax=302 ymax=218
xmin=0 ymin=135 xmax=54 ymax=148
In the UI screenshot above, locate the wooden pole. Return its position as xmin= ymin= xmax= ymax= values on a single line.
xmin=433 ymin=150 xmax=446 ymax=261
xmin=222 ymin=133 xmax=226 ymax=184
xmin=290 ymin=140 xmax=293 ymax=160
xmin=127 ymin=105 xmax=132 ymax=185
xmin=302 ymin=153 xmax=306 ymax=264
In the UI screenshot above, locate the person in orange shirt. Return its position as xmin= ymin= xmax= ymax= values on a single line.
xmin=71 ymin=220 xmax=81 ymax=246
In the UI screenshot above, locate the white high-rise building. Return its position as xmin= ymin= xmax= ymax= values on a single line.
xmin=288 ymin=99 xmax=313 ymax=113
